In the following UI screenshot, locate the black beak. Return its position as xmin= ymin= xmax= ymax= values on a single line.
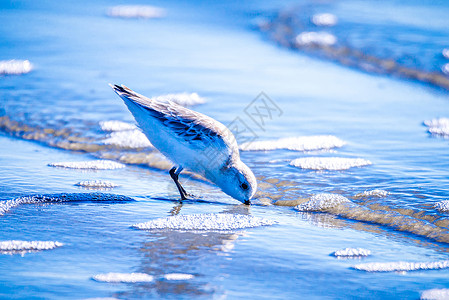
xmin=244 ymin=200 xmax=251 ymax=205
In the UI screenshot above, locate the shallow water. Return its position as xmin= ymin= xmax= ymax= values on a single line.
xmin=1 ymin=0 xmax=449 ymax=299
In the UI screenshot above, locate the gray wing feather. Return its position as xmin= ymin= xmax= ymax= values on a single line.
xmin=110 ymin=84 xmax=238 ymax=154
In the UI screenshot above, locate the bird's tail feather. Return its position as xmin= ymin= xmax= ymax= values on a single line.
xmin=109 ymin=84 xmax=153 ymax=107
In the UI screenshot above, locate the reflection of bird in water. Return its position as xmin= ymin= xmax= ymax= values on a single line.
xmin=110 ymin=84 xmax=257 ymax=204
xmin=169 ymin=202 xmax=183 ymax=216
xmin=115 ymin=205 xmax=249 ymax=299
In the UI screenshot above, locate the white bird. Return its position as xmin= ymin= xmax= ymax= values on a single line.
xmin=110 ymin=84 xmax=257 ymax=204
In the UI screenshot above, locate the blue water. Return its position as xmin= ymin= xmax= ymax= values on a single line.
xmin=259 ymin=0 xmax=449 ymax=89
xmin=1 ymin=0 xmax=449 ymax=299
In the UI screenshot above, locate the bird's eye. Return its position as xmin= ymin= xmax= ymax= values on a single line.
xmin=241 ymin=183 xmax=249 ymax=190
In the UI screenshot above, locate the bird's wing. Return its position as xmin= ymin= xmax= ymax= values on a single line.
xmin=110 ymin=84 xmax=239 ymax=156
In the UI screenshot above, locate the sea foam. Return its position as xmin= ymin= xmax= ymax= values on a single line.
xmin=93 ymin=273 xmax=154 ymax=283
xmin=92 ymin=272 xmax=195 ymax=283
xmin=332 ymin=248 xmax=371 ymax=258
xmin=106 ymin=5 xmax=166 ymax=19
xmin=296 ymin=32 xmax=337 ymax=47
xmin=49 ymin=160 xmax=125 ymax=170
xmin=290 ymin=157 xmax=372 ymax=170
xmin=443 ymin=48 xmax=449 ymax=59
xmin=353 ymin=260 xmax=449 ymax=272
xmin=434 ymin=200 xmax=449 ymax=212
xmin=0 ymin=59 xmax=33 ymax=75
xmin=163 ymin=273 xmax=195 ymax=280
xmin=311 ymin=13 xmax=338 ymax=27
xmin=100 ymin=121 xmax=137 ymax=132
xmin=75 ymin=180 xmax=119 ymax=188
xmin=424 ymin=118 xmax=449 ymax=137
xmin=296 ymin=193 xmax=351 ymax=212
xmin=133 ymin=213 xmax=276 ymax=231
xmin=443 ymin=64 xmax=449 ymax=75
xmin=240 ymin=135 xmax=345 ymax=151
xmin=421 ymin=288 xmax=449 ymax=300
xmin=0 ymin=240 xmax=63 ymax=252
xmin=101 ymin=130 xmax=153 ymax=148
xmin=355 ymin=189 xmax=389 ymax=198
xmin=154 ymin=92 xmax=206 ymax=106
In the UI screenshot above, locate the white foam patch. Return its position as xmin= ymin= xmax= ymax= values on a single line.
xmin=353 ymin=260 xmax=449 ymax=272
xmin=425 ymin=118 xmax=449 ymax=137
xmin=296 ymin=193 xmax=351 ymax=212
xmin=311 ymin=13 xmax=338 ymax=27
xmin=163 ymin=273 xmax=195 ymax=280
xmin=0 ymin=59 xmax=33 ymax=75
xmin=290 ymin=157 xmax=372 ymax=170
xmin=100 ymin=120 xmax=137 ymax=132
xmin=356 ymin=189 xmax=389 ymax=197
xmin=106 ymin=5 xmax=166 ymax=19
xmin=434 ymin=200 xmax=449 ymax=212
xmin=296 ymin=32 xmax=337 ymax=47
xmin=443 ymin=49 xmax=449 ymax=59
xmin=421 ymin=288 xmax=449 ymax=300
xmin=101 ymin=130 xmax=153 ymax=148
xmin=153 ymin=92 xmax=206 ymax=106
xmin=332 ymin=248 xmax=371 ymax=257
xmin=240 ymin=135 xmax=345 ymax=152
xmin=75 ymin=180 xmax=119 ymax=188
xmin=93 ymin=273 xmax=154 ymax=283
xmin=133 ymin=213 xmax=276 ymax=231
xmin=0 ymin=240 xmax=63 ymax=252
xmin=443 ymin=63 xmax=449 ymax=75
xmin=49 ymin=160 xmax=125 ymax=170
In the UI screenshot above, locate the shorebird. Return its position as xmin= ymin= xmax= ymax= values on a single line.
xmin=110 ymin=84 xmax=257 ymax=204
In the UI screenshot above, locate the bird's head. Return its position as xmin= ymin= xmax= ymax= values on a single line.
xmin=214 ymin=160 xmax=257 ymax=204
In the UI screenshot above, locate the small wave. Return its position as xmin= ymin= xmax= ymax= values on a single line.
xmin=296 ymin=193 xmax=351 ymax=212
xmin=353 ymin=260 xmax=449 ymax=272
xmin=434 ymin=200 xmax=449 ymax=212
xmin=332 ymin=248 xmax=371 ymax=258
xmin=240 ymin=135 xmax=345 ymax=151
xmin=106 ymin=5 xmax=166 ymax=19
xmin=354 ymin=189 xmax=389 ymax=198
xmin=101 ymin=130 xmax=153 ymax=148
xmin=311 ymin=13 xmax=338 ymax=27
xmin=75 ymin=180 xmax=119 ymax=188
xmin=424 ymin=118 xmax=449 ymax=137
xmin=296 ymin=32 xmax=337 ymax=47
xmin=133 ymin=213 xmax=276 ymax=231
xmin=48 ymin=160 xmax=125 ymax=170
xmin=290 ymin=157 xmax=372 ymax=170
xmin=259 ymin=8 xmax=449 ymax=91
xmin=153 ymin=92 xmax=206 ymax=106
xmin=0 ymin=240 xmax=63 ymax=253
xmin=421 ymin=288 xmax=449 ymax=300
xmin=0 ymin=193 xmax=134 ymax=216
xmin=0 ymin=59 xmax=32 ymax=75
xmin=162 ymin=273 xmax=195 ymax=280
xmin=93 ymin=272 xmax=154 ymax=283
xmin=99 ymin=121 xmax=137 ymax=132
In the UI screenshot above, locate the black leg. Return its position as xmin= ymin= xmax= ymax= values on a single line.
xmin=169 ymin=167 xmax=188 ymax=200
